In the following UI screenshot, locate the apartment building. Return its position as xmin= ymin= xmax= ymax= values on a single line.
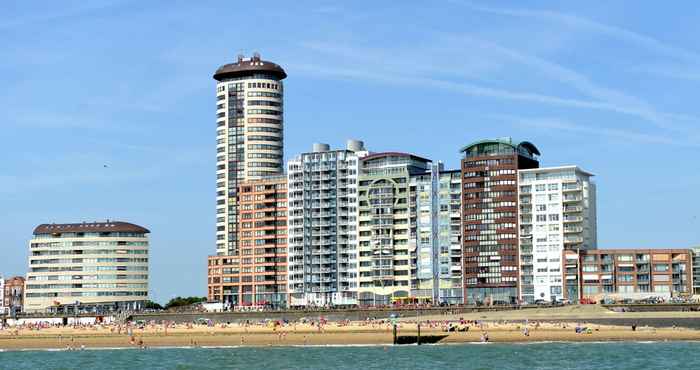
xmin=410 ymin=165 xmax=463 ymax=304
xmin=0 ymin=277 xmax=4 ymax=315
xmin=287 ymin=141 xmax=368 ymax=307
xmin=208 ymin=175 xmax=288 ymax=308
xmin=356 ymin=152 xmax=430 ymax=306
xmin=692 ymin=246 xmax=700 ymax=296
xmin=25 ymin=222 xmax=149 ymax=313
xmin=563 ymin=249 xmax=693 ymax=302
xmin=3 ymin=276 xmax=25 ymax=315
xmin=213 ymin=53 xmax=286 ymax=256
xmin=518 ymin=166 xmax=597 ymax=303
xmin=461 ymin=138 xmax=540 ymax=304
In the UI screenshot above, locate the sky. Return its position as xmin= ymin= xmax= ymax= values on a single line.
xmin=1 ymin=0 xmax=699 ymax=304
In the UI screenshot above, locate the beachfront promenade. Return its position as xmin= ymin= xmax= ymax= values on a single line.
xmin=2 ymin=305 xmax=700 ymax=350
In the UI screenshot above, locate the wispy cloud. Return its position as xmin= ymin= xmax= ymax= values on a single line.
xmin=438 ymin=34 xmax=679 ymax=130
xmin=491 ymin=114 xmax=698 ymax=147
xmin=289 ymin=62 xmax=616 ymax=111
xmin=296 ymin=36 xmax=698 ymax=133
xmin=458 ymin=1 xmax=700 ymax=63
xmin=0 ymin=1 xmax=128 ymax=30
xmin=632 ymin=65 xmax=700 ymax=82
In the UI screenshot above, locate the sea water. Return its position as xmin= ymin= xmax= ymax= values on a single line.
xmin=0 ymin=342 xmax=698 ymax=370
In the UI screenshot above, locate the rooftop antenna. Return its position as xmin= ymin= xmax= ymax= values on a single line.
xmin=253 ymin=51 xmax=261 ymax=61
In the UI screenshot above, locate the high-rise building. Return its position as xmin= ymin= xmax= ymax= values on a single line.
xmin=356 ymin=152 xmax=431 ymax=306
xmin=563 ymin=248 xmax=693 ymax=301
xmin=287 ymin=141 xmax=368 ymax=307
xmin=207 ymin=175 xmax=288 ymax=308
xmin=3 ymin=276 xmax=25 ymax=315
xmin=411 ymin=164 xmax=463 ymax=305
xmin=517 ymin=166 xmax=597 ymax=303
xmin=461 ymin=138 xmax=540 ymax=304
xmin=25 ymin=222 xmax=149 ymax=313
xmin=213 ymin=53 xmax=287 ymax=256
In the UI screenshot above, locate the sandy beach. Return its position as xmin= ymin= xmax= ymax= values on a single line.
xmin=1 ymin=318 xmax=699 ymax=350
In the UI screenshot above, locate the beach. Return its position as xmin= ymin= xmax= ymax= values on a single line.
xmin=1 ymin=318 xmax=699 ymax=350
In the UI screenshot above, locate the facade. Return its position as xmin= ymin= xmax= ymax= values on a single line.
xmin=287 ymin=141 xmax=368 ymax=307
xmin=518 ymin=166 xmax=597 ymax=303
xmin=3 ymin=276 xmax=25 ymax=315
xmin=213 ymin=53 xmax=287 ymax=256
xmin=0 ymin=277 xmax=4 ymax=315
xmin=563 ymin=249 xmax=693 ymax=302
xmin=356 ymin=152 xmax=431 ymax=306
xmin=25 ymin=222 xmax=149 ymax=313
xmin=410 ymin=165 xmax=463 ymax=304
xmin=208 ymin=175 xmax=288 ymax=308
xmin=461 ymin=138 xmax=540 ymax=304
xmin=693 ymin=247 xmax=700 ymax=296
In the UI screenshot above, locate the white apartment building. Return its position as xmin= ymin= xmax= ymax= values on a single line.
xmin=411 ymin=165 xmax=463 ymax=305
xmin=24 ymin=222 xmax=150 ymax=313
xmin=518 ymin=166 xmax=597 ymax=303
xmin=213 ymin=53 xmax=286 ymax=256
xmin=287 ymin=141 xmax=368 ymax=307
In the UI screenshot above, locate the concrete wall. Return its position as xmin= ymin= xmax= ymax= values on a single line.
xmin=131 ymin=306 xmax=514 ymax=324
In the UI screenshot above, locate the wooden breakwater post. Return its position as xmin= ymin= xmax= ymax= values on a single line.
xmin=393 ymin=323 xmax=397 ymax=345
xmin=417 ymin=323 xmax=421 ymax=345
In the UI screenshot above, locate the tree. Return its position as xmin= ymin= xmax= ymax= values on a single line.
xmin=164 ymin=296 xmax=208 ymax=310
xmin=144 ymin=300 xmax=164 ymax=310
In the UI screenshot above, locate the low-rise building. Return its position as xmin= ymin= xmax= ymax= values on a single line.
xmin=208 ymin=175 xmax=288 ymax=309
xmin=25 ymin=221 xmax=150 ymax=313
xmin=3 ymin=276 xmax=25 ymax=315
xmin=692 ymin=246 xmax=700 ymax=296
xmin=0 ymin=276 xmax=5 ymax=315
xmin=563 ymin=249 xmax=693 ymax=302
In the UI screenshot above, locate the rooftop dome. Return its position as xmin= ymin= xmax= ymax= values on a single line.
xmin=213 ymin=53 xmax=287 ymax=81
xmin=33 ymin=221 xmax=150 ymax=235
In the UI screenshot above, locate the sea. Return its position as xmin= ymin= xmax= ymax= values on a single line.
xmin=0 ymin=342 xmax=698 ymax=370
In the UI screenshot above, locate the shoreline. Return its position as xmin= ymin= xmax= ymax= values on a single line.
xmin=1 ymin=339 xmax=700 ymax=353
xmin=2 ymin=325 xmax=699 ymax=350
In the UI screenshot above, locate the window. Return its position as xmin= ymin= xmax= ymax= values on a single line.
xmin=548 ymin=214 xmax=559 ymax=222
xmin=654 ymin=285 xmax=670 ymax=293
xmin=548 ymin=184 xmax=559 ymax=191
xmin=535 ymin=184 xmax=546 ymax=192
xmin=536 ymin=205 xmax=547 ymax=211
xmin=653 ymin=264 xmax=669 ymax=272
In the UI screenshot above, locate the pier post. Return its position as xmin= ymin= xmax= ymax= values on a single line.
xmin=417 ymin=323 xmax=421 ymax=345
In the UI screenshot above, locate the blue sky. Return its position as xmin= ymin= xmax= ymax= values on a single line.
xmin=2 ymin=1 xmax=699 ymax=303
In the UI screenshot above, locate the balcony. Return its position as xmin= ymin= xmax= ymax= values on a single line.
xmin=563 ymin=216 xmax=582 ymax=223
xmin=562 ymin=184 xmax=581 ymax=192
